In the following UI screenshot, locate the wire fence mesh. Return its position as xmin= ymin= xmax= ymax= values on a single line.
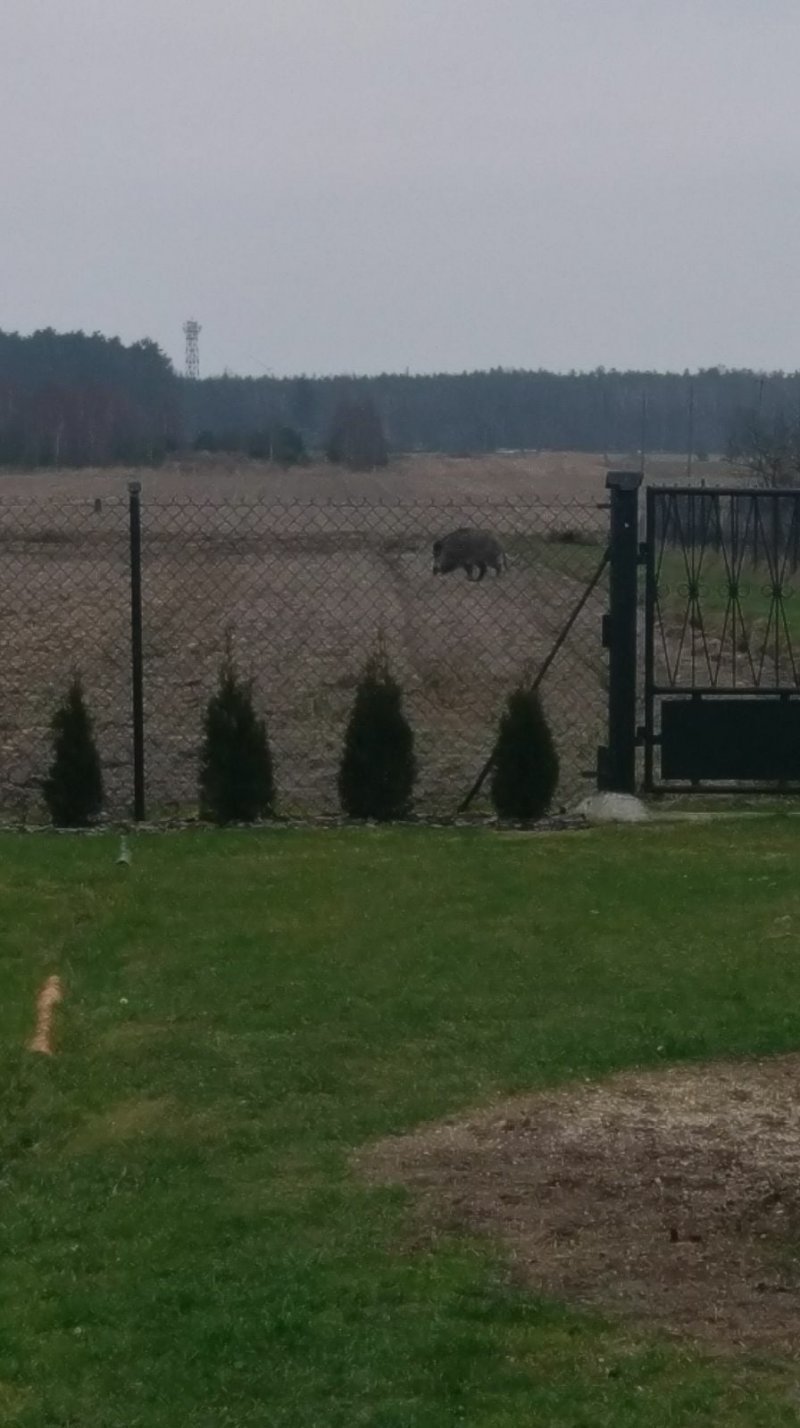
xmin=0 ymin=496 xmax=132 ymax=821
xmin=0 ymin=493 xmax=610 ymax=821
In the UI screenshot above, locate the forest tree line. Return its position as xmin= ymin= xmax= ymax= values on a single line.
xmin=0 ymin=329 xmax=179 ymax=466
xmin=2 ymin=327 xmax=800 ymax=467
xmin=184 ymin=368 xmax=800 ymax=461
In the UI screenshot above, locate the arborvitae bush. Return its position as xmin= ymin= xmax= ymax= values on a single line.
xmin=338 ymin=651 xmax=416 ymax=820
xmin=199 ymin=653 xmax=274 ymax=824
xmin=490 ymin=686 xmax=559 ymax=821
xmin=43 ymin=675 xmax=104 ymax=827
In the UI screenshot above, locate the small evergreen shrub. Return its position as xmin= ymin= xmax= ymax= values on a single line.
xmin=338 ymin=650 xmax=416 ymax=820
xmin=490 ymin=686 xmax=559 ymax=821
xmin=43 ymin=675 xmax=104 ymax=827
xmin=199 ymin=653 xmax=274 ymax=824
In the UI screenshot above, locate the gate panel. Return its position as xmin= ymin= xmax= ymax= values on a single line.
xmin=644 ymin=485 xmax=800 ymax=791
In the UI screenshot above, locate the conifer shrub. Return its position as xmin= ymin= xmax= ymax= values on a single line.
xmin=43 ymin=675 xmax=104 ymax=827
xmin=199 ymin=651 xmax=274 ymax=824
xmin=338 ymin=648 xmax=415 ymax=820
xmin=490 ymin=685 xmax=559 ymax=821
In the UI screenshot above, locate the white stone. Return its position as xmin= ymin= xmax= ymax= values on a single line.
xmin=574 ymin=792 xmax=650 ymax=825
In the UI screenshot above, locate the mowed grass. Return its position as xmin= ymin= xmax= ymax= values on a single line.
xmin=2 ymin=824 xmax=800 ymax=1427
xmin=653 ymin=548 xmax=800 ymax=647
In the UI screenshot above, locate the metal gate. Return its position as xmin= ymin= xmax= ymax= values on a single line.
xmin=642 ymin=484 xmax=800 ymax=792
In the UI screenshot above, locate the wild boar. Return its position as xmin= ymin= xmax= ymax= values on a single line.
xmin=432 ymin=528 xmax=506 ymax=582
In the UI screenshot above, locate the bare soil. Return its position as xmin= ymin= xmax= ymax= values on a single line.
xmin=358 ymin=1056 xmax=800 ymax=1355
xmin=0 ymin=453 xmax=621 ymax=819
xmin=0 ymin=451 xmax=728 ymax=819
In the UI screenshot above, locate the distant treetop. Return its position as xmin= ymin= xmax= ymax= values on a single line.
xmin=0 ymin=327 xmax=178 ymax=468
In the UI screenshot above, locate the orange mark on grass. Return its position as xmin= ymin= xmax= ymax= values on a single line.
xmin=28 ymin=975 xmax=64 ymax=1056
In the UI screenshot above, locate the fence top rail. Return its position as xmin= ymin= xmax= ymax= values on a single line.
xmin=649 ymin=484 xmax=800 ymax=498
xmin=0 ymin=493 xmax=130 ymax=510
xmin=651 ymin=684 xmax=800 ymax=697
xmin=0 ymin=493 xmax=606 ymax=513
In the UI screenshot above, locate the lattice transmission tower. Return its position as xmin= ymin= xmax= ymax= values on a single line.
xmin=183 ymin=319 xmax=201 ymax=379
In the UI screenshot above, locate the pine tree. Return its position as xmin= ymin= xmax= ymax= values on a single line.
xmin=490 ymin=686 xmax=559 ymax=822
xmin=43 ymin=675 xmax=104 ymax=827
xmin=338 ymin=651 xmax=416 ymax=820
xmin=199 ymin=653 xmax=274 ymax=824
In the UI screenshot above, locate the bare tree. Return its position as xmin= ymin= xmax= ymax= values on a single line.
xmin=727 ymin=411 xmax=800 ymax=488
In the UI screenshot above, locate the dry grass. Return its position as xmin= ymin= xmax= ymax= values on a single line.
xmin=0 ymin=451 xmax=725 ymax=820
xmin=0 ymin=448 xmax=727 ymax=505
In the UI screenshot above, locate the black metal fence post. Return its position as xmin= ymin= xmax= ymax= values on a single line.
xmin=643 ymin=484 xmax=656 ymax=792
xmin=128 ymin=481 xmax=146 ymax=821
xmin=598 ymin=470 xmax=642 ymax=793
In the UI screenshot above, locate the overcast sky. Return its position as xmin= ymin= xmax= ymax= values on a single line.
xmin=3 ymin=0 xmax=800 ymax=377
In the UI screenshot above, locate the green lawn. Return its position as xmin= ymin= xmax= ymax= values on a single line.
xmin=653 ymin=547 xmax=800 ymax=648
xmin=2 ymin=824 xmax=800 ymax=1426
xmin=508 ymin=530 xmax=608 ymax=587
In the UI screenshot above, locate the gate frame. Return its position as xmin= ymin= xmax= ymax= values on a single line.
xmin=641 ymin=482 xmax=800 ymax=795
xmin=597 ymin=470 xmax=643 ymax=795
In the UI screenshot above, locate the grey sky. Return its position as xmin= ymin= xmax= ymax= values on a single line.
xmin=3 ymin=0 xmax=800 ymax=377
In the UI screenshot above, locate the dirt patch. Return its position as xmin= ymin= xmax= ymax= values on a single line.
xmin=358 ymin=1056 xmax=800 ymax=1354
xmin=0 ymin=450 xmax=735 ymax=818
xmin=0 ymin=458 xmax=610 ymax=818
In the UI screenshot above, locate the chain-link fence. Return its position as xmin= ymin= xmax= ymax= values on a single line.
xmin=0 ymin=492 xmax=609 ymax=821
xmin=0 ymin=496 xmax=132 ymax=821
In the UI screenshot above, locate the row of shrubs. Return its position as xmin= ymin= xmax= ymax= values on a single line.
xmin=41 ymin=654 xmax=560 ymax=827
